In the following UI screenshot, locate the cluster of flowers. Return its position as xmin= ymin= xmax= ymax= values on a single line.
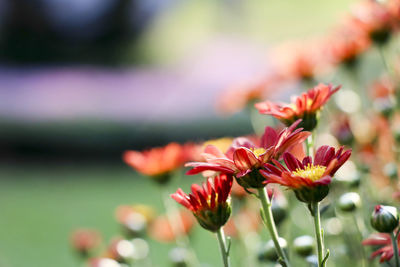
xmin=69 ymin=0 xmax=400 ymax=266
xmin=218 ymin=0 xmax=400 ymax=115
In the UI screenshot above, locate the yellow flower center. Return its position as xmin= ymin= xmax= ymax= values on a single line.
xmin=292 ymin=164 xmax=326 ymax=181
xmin=289 ymin=99 xmax=313 ymax=112
xmin=251 ymin=148 xmax=267 ymax=157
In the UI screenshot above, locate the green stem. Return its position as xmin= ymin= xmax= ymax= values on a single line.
xmin=216 ymin=228 xmax=231 ymax=267
xmin=390 ymin=232 xmax=400 ymax=267
xmin=305 ymin=134 xmax=314 ymax=157
xmin=351 ymin=215 xmax=367 ymax=267
xmin=311 ymin=202 xmax=325 ymax=267
xmin=258 ymin=187 xmax=290 ymax=267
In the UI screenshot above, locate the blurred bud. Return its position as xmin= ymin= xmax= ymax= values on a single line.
xmin=371 ymin=205 xmax=399 ymax=233
xmin=383 ymin=162 xmax=398 ymax=180
xmin=257 ymin=238 xmax=288 ymax=262
xmin=305 ymin=255 xmax=318 ymax=267
xmin=325 ymin=218 xmax=343 ymax=236
xmin=338 ymin=192 xmax=361 ymax=212
xmin=293 ymin=235 xmax=314 ymax=257
xmin=130 ymin=238 xmax=150 ymax=260
xmin=271 ymin=194 xmax=288 ymax=225
xmin=108 ymin=238 xmax=135 ymax=263
xmin=169 ymin=247 xmax=189 ymax=267
xmin=392 ymin=124 xmax=400 ymax=144
xmin=89 ymin=258 xmax=121 ymax=267
xmin=70 ymin=229 xmax=101 ymax=258
xmin=373 ymin=98 xmax=395 ymax=118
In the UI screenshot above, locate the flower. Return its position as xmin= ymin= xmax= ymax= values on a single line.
xmin=326 ymin=24 xmax=370 ymax=67
xmin=70 ymin=229 xmax=102 ymax=257
xmin=272 ymin=40 xmax=328 ymax=81
xmin=362 ymin=232 xmax=400 ymax=263
xmin=148 ymin=210 xmax=195 ymax=243
xmin=255 ymin=83 xmax=340 ymax=131
xmin=89 ymin=258 xmax=121 ymax=267
xmin=115 ymin=205 xmax=155 ymax=238
xmin=123 ymin=142 xmax=186 ymax=184
xmin=350 ymin=0 xmax=395 ymax=45
xmin=261 ymin=145 xmax=351 ymax=203
xmin=217 ymin=76 xmax=279 ymax=114
xmin=185 ymin=120 xmax=310 ymax=188
xmin=171 ymin=174 xmax=233 ymax=232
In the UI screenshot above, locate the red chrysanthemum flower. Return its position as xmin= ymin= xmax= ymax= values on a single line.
xmin=171 ymin=174 xmax=233 ymax=232
xmin=261 ymin=145 xmax=351 ymax=203
xmin=255 ymin=83 xmax=340 ymax=131
xmin=123 ymin=142 xmax=187 ymax=184
xmin=185 ymin=120 xmax=310 ymax=188
xmin=362 ymin=232 xmax=400 ymax=263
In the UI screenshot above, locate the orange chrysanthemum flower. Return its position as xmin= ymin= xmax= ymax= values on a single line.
xmin=147 ymin=210 xmax=195 ymax=243
xmin=261 ymin=145 xmax=351 ymax=203
xmin=123 ymin=142 xmax=186 ymax=184
xmin=326 ymin=24 xmax=370 ymax=67
xmin=350 ymin=0 xmax=395 ymax=45
xmin=255 ymin=83 xmax=340 ymax=131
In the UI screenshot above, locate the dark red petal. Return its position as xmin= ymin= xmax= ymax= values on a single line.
xmin=283 ymin=152 xmax=303 ymax=171
xmin=261 ymin=127 xmax=278 ymax=149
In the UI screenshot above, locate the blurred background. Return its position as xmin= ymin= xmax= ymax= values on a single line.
xmin=0 ymin=0 xmax=353 ymax=266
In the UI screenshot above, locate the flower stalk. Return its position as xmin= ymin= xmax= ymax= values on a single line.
xmin=390 ymin=231 xmax=400 ymax=267
xmin=311 ymin=201 xmax=327 ymax=267
xmin=216 ymin=228 xmax=231 ymax=267
xmin=258 ymin=187 xmax=290 ymax=267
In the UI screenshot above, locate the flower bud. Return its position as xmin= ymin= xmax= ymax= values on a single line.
xmin=383 ymin=162 xmax=398 ymax=180
xmin=271 ymin=195 xmax=288 ymax=226
xmin=293 ymin=235 xmax=314 ymax=257
xmin=373 ymin=97 xmax=395 ymax=118
xmin=257 ymin=238 xmax=288 ymax=262
xmin=338 ymin=192 xmax=361 ymax=213
xmin=169 ymin=247 xmax=189 ymax=267
xmin=371 ymin=205 xmax=399 ymax=233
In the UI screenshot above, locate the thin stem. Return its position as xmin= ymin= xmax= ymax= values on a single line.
xmin=258 ymin=187 xmax=290 ymax=267
xmin=351 ymin=215 xmax=367 ymax=267
xmin=390 ymin=232 xmax=400 ymax=267
xmin=216 ymin=228 xmax=231 ymax=267
xmin=311 ymin=202 xmax=325 ymax=267
xmin=305 ymin=134 xmax=314 ymax=157
xmin=378 ymin=45 xmax=393 ymax=78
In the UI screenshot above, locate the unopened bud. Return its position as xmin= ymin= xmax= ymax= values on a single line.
xmin=338 ymin=192 xmax=361 ymax=212
xmin=371 ymin=205 xmax=399 ymax=233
